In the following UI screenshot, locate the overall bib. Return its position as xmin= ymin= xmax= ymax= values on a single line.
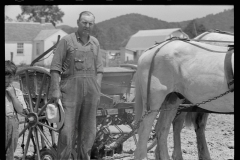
xmin=57 ymin=34 xmax=101 ymax=160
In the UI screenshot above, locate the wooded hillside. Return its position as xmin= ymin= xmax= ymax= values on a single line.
xmin=57 ymin=8 xmax=234 ymax=50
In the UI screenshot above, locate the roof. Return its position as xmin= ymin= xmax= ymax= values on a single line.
xmin=34 ymin=29 xmax=61 ymax=40
xmin=5 ymin=22 xmax=55 ymax=42
xmin=132 ymin=28 xmax=181 ymax=37
xmin=125 ymin=28 xmax=183 ymax=51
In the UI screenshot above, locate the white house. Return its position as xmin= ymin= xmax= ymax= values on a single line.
xmin=120 ymin=47 xmax=136 ymax=61
xmin=122 ymin=28 xmax=189 ymax=62
xmin=5 ymin=19 xmax=67 ymax=66
xmin=32 ymin=29 xmax=67 ymax=66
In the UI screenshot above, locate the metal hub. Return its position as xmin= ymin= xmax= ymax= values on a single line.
xmin=27 ymin=112 xmax=39 ymax=127
xmin=42 ymin=155 xmax=53 ymax=160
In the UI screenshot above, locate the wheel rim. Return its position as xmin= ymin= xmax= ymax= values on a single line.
xmin=16 ymin=67 xmax=57 ymax=160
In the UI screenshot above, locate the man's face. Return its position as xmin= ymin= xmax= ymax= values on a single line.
xmin=5 ymin=73 xmax=14 ymax=88
xmin=77 ymin=14 xmax=95 ymax=36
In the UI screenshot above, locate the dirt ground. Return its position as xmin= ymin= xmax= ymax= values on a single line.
xmin=12 ymin=81 xmax=234 ymax=160
xmin=15 ymin=113 xmax=234 ymax=160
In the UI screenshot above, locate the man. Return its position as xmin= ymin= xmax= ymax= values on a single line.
xmin=50 ymin=11 xmax=103 ymax=159
xmin=5 ymin=60 xmax=27 ymax=160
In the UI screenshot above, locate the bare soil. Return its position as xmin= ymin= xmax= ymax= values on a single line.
xmin=15 ymin=114 xmax=234 ymax=160
xmin=13 ymin=81 xmax=234 ymax=160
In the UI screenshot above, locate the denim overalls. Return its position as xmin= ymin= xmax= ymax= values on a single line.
xmin=57 ymin=33 xmax=101 ymax=160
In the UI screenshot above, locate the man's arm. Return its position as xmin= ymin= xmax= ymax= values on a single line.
xmin=6 ymin=86 xmax=23 ymax=114
xmin=95 ymin=42 xmax=104 ymax=88
xmin=50 ymin=70 xmax=61 ymax=103
xmin=15 ymin=88 xmax=27 ymax=109
xmin=50 ymin=37 xmax=68 ymax=103
xmin=96 ymin=73 xmax=103 ymax=88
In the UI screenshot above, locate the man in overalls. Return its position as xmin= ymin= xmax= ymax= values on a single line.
xmin=50 ymin=11 xmax=103 ymax=160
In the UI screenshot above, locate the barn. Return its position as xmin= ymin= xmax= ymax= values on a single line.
xmin=122 ymin=28 xmax=189 ymax=62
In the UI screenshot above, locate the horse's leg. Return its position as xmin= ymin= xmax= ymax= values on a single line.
xmin=134 ymin=76 xmax=167 ymax=160
xmin=135 ymin=111 xmax=159 ymax=160
xmin=171 ymin=112 xmax=187 ymax=160
xmin=155 ymin=93 xmax=183 ymax=160
xmin=192 ymin=113 xmax=211 ymax=160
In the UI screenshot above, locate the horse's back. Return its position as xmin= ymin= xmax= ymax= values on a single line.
xmin=194 ymin=31 xmax=234 ymax=46
xmin=137 ymin=40 xmax=233 ymax=113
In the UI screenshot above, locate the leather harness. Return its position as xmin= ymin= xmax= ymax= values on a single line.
xmin=145 ymin=37 xmax=234 ymax=113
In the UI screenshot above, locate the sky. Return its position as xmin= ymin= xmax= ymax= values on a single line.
xmin=5 ymin=5 xmax=233 ymax=27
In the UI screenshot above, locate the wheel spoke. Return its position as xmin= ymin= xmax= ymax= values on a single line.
xmin=38 ymin=116 xmax=46 ymax=120
xmin=18 ymin=123 xmax=30 ymax=137
xmin=38 ymin=99 xmax=52 ymax=116
xmin=25 ymin=70 xmax=34 ymax=112
xmin=38 ymin=121 xmax=58 ymax=132
xmin=36 ymin=126 xmax=53 ymax=148
xmin=35 ymin=73 xmax=47 ymax=113
xmin=50 ymin=123 xmax=57 ymax=146
xmin=34 ymin=72 xmax=38 ymax=99
xmin=33 ymin=128 xmax=41 ymax=160
xmin=22 ymin=128 xmax=33 ymax=160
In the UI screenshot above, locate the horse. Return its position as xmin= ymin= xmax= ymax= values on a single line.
xmin=169 ymin=30 xmax=234 ymax=160
xmin=133 ymin=32 xmax=234 ymax=160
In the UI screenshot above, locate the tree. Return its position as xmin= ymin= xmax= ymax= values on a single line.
xmin=16 ymin=5 xmax=64 ymax=25
xmin=5 ymin=15 xmax=14 ymax=22
xmin=183 ymin=19 xmax=207 ymax=38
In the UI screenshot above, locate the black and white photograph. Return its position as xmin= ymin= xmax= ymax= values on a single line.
xmin=5 ymin=5 xmax=234 ymax=160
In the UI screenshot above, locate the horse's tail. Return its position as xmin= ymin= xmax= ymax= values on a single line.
xmin=184 ymin=112 xmax=193 ymax=128
xmin=134 ymin=69 xmax=144 ymax=124
xmin=185 ymin=112 xmax=209 ymax=129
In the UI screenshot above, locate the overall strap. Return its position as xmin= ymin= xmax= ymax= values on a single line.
xmin=91 ymin=43 xmax=98 ymax=75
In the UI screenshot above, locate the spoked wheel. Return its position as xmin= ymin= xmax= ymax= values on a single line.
xmin=16 ymin=66 xmax=60 ymax=160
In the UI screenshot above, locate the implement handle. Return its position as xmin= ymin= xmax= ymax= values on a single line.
xmin=30 ymin=35 xmax=61 ymax=66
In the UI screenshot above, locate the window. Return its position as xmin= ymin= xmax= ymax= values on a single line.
xmin=17 ymin=43 xmax=24 ymax=54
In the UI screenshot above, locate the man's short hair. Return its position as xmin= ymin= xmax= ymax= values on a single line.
xmin=78 ymin=11 xmax=95 ymax=21
xmin=5 ymin=60 xmax=17 ymax=75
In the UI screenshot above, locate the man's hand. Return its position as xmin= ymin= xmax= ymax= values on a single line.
xmin=96 ymin=73 xmax=103 ymax=88
xmin=6 ymin=86 xmax=16 ymax=99
xmin=51 ymin=89 xmax=62 ymax=103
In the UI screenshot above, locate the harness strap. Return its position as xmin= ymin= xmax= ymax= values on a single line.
xmin=209 ymin=29 xmax=234 ymax=36
xmin=146 ymin=38 xmax=187 ymax=111
xmin=195 ymin=31 xmax=210 ymax=40
xmin=145 ymin=37 xmax=233 ymax=112
xmin=224 ymin=48 xmax=234 ymax=92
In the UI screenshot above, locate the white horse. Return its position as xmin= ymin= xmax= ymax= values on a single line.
xmin=170 ymin=30 xmax=234 ymax=160
xmin=134 ymin=31 xmax=234 ymax=160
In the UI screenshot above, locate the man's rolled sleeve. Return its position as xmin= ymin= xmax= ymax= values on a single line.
xmin=96 ymin=45 xmax=104 ymax=74
xmin=50 ymin=38 xmax=68 ymax=73
xmin=15 ymin=88 xmax=27 ymax=109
